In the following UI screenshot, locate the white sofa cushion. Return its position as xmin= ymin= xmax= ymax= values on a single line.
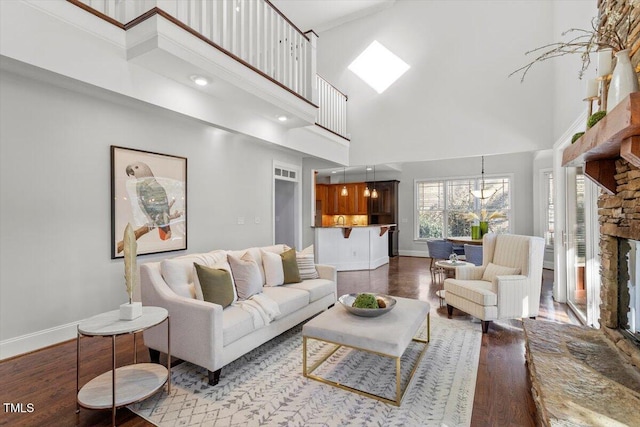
xmin=228 ymin=245 xmax=286 ymax=285
xmin=222 ymin=306 xmax=255 ymax=346
xmin=161 ymin=250 xmax=228 ymax=298
xmin=482 ymin=262 xmax=520 ymax=284
xmin=285 ymin=279 xmax=335 ymax=303
xmin=262 ymin=286 xmax=309 ymax=320
xmin=228 ymin=251 xmax=263 ymax=300
xmin=444 ymin=279 xmax=497 ymax=306
xmin=262 ymin=250 xmax=284 ymax=286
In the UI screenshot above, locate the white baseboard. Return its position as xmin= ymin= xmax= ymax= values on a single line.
xmin=0 ymin=321 xmax=78 ymax=360
xmin=398 ymin=250 xmax=430 ymax=257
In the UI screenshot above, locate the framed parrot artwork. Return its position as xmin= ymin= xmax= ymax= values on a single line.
xmin=111 ymin=146 xmax=187 ymax=259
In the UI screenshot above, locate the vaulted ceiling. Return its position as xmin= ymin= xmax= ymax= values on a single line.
xmin=278 ymin=1 xmax=597 ymax=166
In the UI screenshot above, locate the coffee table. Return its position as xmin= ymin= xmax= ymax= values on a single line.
xmin=302 ymin=297 xmax=430 ymax=406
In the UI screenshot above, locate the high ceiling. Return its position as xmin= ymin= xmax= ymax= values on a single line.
xmin=270 ymin=0 xmax=396 ymax=33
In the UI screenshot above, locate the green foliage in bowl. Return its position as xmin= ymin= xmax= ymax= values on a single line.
xmin=571 ymin=132 xmax=585 ymax=143
xmin=587 ymin=111 xmax=606 ymax=129
xmin=352 ymin=293 xmax=378 ymax=309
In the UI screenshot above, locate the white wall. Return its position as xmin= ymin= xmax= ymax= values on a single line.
xmin=315 ymin=1 xmax=596 ymax=165
xmin=316 ymin=1 xmax=554 ymax=165
xmin=551 ymin=0 xmax=598 ymax=141
xmin=0 ymin=68 xmax=302 ymax=357
xmin=394 ymin=152 xmax=535 ymax=257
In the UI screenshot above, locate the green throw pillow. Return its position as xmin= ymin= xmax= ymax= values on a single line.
xmin=194 ymin=263 xmax=235 ymax=308
xmin=281 ymin=248 xmax=301 ymax=284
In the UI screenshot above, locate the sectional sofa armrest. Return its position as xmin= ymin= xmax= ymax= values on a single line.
xmin=496 ymin=275 xmax=529 ymax=319
xmin=315 ymin=264 xmax=337 ymax=283
xmin=141 ymin=264 xmax=224 ymax=372
xmin=455 ymin=266 xmax=485 ymax=280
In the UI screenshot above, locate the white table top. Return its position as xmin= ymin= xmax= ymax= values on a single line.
xmin=77 ymin=363 xmax=167 ymax=409
xmin=434 ymin=260 xmax=473 ymax=269
xmin=302 ymin=297 xmax=430 ymax=358
xmin=78 ymin=306 xmax=168 ymax=336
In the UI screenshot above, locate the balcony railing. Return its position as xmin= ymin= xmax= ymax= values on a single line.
xmin=69 ymin=0 xmax=348 ymax=139
xmin=71 ymin=0 xmax=314 ymax=101
xmin=316 ymin=75 xmax=348 ymax=139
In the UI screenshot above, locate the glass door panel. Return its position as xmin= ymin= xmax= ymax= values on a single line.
xmin=566 ymin=167 xmax=587 ymax=322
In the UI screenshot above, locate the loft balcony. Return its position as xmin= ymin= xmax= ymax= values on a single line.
xmin=67 ymin=0 xmax=349 ymax=141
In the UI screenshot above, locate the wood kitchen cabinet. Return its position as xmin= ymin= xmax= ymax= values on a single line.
xmin=315 ymin=184 xmax=328 ymax=207
xmin=317 ymin=183 xmax=368 ymax=215
xmin=367 ymin=180 xmax=400 ymax=257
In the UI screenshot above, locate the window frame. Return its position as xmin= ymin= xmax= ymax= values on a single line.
xmin=414 ymin=173 xmax=514 ymax=241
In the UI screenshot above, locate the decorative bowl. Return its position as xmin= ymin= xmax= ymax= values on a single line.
xmin=338 ymin=293 xmax=397 ymax=317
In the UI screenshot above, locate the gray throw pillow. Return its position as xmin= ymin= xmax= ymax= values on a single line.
xmin=193 ymin=263 xmax=235 ymax=308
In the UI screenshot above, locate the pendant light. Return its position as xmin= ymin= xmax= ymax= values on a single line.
xmin=371 ymin=165 xmax=378 ymax=199
xmin=364 ymin=166 xmax=371 ymax=197
xmin=470 ymin=156 xmax=496 ymax=200
xmin=341 ymin=167 xmax=348 ymax=196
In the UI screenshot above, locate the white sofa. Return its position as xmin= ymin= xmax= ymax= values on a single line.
xmin=444 ymin=233 xmax=544 ymax=333
xmin=141 ymin=244 xmax=337 ymax=385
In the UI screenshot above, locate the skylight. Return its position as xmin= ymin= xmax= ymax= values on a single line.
xmin=348 ymin=40 xmax=410 ymax=94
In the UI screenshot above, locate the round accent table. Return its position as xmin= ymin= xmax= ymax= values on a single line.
xmin=76 ymin=306 xmax=170 ymax=426
xmin=434 ymin=260 xmax=474 ymax=307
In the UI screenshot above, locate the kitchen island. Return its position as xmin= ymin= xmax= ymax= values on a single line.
xmin=314 ymin=224 xmax=395 ymax=271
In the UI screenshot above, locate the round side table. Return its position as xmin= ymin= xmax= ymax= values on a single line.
xmin=434 ymin=260 xmax=474 ymax=307
xmin=76 ymin=306 xmax=170 ymax=426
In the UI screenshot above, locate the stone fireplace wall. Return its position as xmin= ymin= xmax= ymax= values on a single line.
xmin=597 ymin=159 xmax=640 ymax=366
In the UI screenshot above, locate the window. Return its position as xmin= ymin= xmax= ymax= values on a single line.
xmin=416 ymin=176 xmax=512 ymax=240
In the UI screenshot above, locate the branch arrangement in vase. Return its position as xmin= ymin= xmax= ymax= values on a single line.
xmin=511 ymin=0 xmax=639 ymax=81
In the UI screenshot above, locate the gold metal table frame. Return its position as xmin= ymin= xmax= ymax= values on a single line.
xmin=302 ymin=313 xmax=429 ymax=406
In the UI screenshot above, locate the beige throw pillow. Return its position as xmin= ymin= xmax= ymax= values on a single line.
xmin=262 ymin=250 xmax=284 ymax=286
xmin=193 ymin=263 xmax=235 ymax=308
xmin=482 ymin=262 xmax=521 ymax=283
xmin=228 ymin=251 xmax=263 ymax=300
xmin=296 ymin=245 xmax=318 ymax=280
xmin=281 ymin=248 xmax=301 ymax=284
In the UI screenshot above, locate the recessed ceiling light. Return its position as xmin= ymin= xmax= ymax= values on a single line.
xmin=331 ymin=170 xmax=337 ymax=174
xmin=366 ymin=167 xmax=373 ymax=171
xmin=348 ymin=40 xmax=410 ymax=94
xmin=277 ymin=115 xmax=288 ymax=122
xmin=190 ymin=75 xmax=209 ymax=86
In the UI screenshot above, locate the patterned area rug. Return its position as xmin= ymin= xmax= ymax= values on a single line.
xmin=130 ymin=311 xmax=481 ymax=426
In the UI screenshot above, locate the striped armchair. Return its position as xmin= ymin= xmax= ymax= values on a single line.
xmin=444 ymin=233 xmax=545 ymax=333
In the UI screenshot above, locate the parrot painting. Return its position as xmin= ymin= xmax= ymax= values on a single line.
xmin=125 ymin=162 xmax=172 ymax=241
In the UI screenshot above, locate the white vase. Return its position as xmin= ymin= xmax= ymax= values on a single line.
xmin=607 ymin=49 xmax=639 ymax=112
xmin=120 ymin=301 xmax=142 ymax=320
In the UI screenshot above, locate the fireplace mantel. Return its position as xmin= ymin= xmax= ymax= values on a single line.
xmin=562 ymin=93 xmax=640 ymax=194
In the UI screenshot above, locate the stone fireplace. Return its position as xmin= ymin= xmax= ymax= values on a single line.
xmin=598 ymin=159 xmax=640 ymax=365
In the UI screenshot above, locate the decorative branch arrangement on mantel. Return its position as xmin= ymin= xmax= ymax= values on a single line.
xmin=562 ymin=92 xmax=640 ymax=193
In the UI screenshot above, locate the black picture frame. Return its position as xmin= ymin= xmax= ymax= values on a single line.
xmin=111 ymin=146 xmax=187 ymax=259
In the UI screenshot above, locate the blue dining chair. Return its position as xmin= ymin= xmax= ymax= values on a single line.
xmin=464 ymin=244 xmax=483 ymax=266
xmin=426 ymin=240 xmax=454 ymax=280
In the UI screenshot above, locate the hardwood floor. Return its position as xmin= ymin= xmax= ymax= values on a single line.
xmin=0 ymin=256 xmax=578 ymax=426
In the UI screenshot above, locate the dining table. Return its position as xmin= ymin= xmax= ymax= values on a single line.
xmin=446 ymin=236 xmax=483 ymax=245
